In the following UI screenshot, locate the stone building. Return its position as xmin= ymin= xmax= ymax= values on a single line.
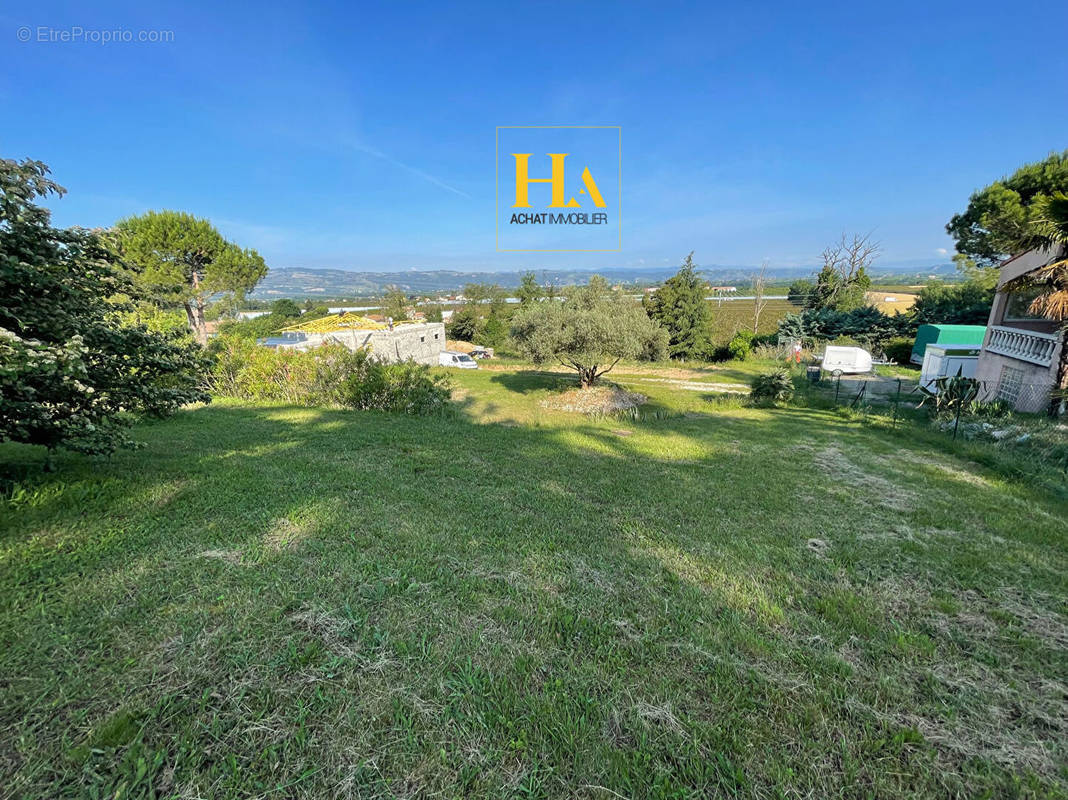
xmin=268 ymin=314 xmax=446 ymax=365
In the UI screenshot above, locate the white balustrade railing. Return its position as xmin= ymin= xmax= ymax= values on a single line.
xmin=985 ymin=325 xmax=1059 ymax=367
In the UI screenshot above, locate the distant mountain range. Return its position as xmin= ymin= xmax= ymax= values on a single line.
xmin=250 ymin=263 xmax=957 ymax=299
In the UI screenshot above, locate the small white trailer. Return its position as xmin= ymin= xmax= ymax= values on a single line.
xmin=819 ymin=346 xmax=873 ymax=376
xmin=919 ymin=344 xmax=979 ymax=389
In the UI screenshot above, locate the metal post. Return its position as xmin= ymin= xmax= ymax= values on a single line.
xmin=834 ymin=374 xmax=841 ymax=406
xmin=953 ymin=395 xmax=963 ymax=440
xmin=893 ymin=378 xmax=901 ymax=428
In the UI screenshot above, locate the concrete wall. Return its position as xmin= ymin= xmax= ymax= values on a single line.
xmin=305 ymin=322 xmax=446 ymax=365
xmin=974 ymin=349 xmax=1057 ymax=412
xmin=974 ymin=247 xmax=1063 ymax=411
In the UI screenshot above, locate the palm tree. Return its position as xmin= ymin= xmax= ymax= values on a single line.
xmin=1003 ymin=192 xmax=1068 ymax=415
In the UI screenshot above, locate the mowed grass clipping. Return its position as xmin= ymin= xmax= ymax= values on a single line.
xmin=1 ymin=367 xmax=1066 ymax=799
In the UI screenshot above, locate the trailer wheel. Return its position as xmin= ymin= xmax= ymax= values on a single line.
xmin=832 ymin=369 xmax=843 ymax=377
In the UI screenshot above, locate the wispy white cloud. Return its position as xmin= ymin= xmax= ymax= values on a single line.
xmin=935 ymin=247 xmax=948 ymax=256
xmin=346 ymin=140 xmax=471 ymax=199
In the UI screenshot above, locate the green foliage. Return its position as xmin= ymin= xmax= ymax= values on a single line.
xmin=475 ymin=313 xmax=507 ymax=348
xmin=749 ymin=368 xmax=795 ymax=404
xmin=787 ymin=278 xmax=814 ymax=306
xmin=463 ymin=282 xmax=507 ymax=314
xmin=210 ymin=340 xmax=450 ymax=414
xmin=917 ymin=371 xmax=981 ymax=417
xmin=115 ymin=210 xmax=267 ymax=343
xmin=217 ymin=309 xmax=301 ymax=341
xmin=516 ymin=271 xmax=543 ymax=306
xmin=882 ymin=336 xmax=914 ymax=365
xmin=511 ymin=276 xmax=668 ymax=386
xmin=807 ymin=234 xmax=877 ymax=311
xmin=382 ymin=286 xmax=409 ymax=321
xmin=966 ymin=397 xmax=1014 ymax=419
xmin=270 ymin=298 xmax=302 ymax=318
xmin=778 ymin=306 xmax=910 ymax=345
xmin=0 ymin=157 xmax=208 ymax=459
xmin=447 ymin=307 xmax=481 ymax=342
xmin=644 ymin=252 xmax=713 ymax=359
xmin=911 ymin=280 xmax=994 ymax=325
xmin=727 ymin=330 xmax=754 ymax=361
xmin=946 ymin=150 xmax=1068 ymax=265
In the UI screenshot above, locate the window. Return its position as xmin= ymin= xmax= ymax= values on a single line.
xmin=420 ymin=336 xmax=425 ymax=342
xmin=997 ymin=366 xmax=1024 ymax=404
xmin=1004 ymin=288 xmax=1045 ymax=321
xmin=434 ymin=333 xmax=439 ymax=339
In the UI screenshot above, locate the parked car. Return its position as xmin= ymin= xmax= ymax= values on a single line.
xmin=438 ymin=351 xmax=479 ymax=369
xmin=819 ymin=346 xmax=873 ymax=376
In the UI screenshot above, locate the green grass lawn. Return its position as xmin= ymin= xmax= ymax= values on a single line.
xmin=1 ymin=366 xmax=1066 ymax=799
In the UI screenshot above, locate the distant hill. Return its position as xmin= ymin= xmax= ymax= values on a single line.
xmin=250 ymin=263 xmax=957 ymax=299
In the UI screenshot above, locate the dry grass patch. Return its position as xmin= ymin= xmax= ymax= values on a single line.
xmin=539 ymin=386 xmax=646 ymax=414
xmin=812 ymin=444 xmax=917 ymax=510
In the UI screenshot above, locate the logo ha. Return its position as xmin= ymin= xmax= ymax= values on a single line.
xmin=496 ymin=126 xmax=621 ymax=252
xmin=510 ymin=152 xmax=610 ymax=218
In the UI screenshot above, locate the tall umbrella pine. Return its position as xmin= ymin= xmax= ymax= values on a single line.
xmin=116 ymin=211 xmax=267 ymax=344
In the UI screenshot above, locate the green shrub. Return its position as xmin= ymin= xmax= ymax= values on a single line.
xmin=966 ymin=397 xmax=1014 ymax=419
xmin=750 ymin=368 xmax=795 ymax=405
xmin=882 ymin=336 xmax=914 ymax=365
xmin=209 ymin=340 xmax=450 ymax=414
xmin=727 ymin=330 xmax=754 ymax=361
xmin=917 ymin=372 xmax=979 ymax=418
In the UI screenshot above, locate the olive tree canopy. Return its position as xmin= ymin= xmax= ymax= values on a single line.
xmin=510 ymin=276 xmax=667 ymax=387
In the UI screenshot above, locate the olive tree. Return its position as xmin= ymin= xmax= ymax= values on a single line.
xmin=510 ymin=276 xmax=667 ymax=387
xmin=116 ymin=210 xmax=267 ymax=344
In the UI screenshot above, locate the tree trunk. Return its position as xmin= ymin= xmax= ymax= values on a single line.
xmin=1050 ymin=327 xmax=1068 ymax=417
xmin=579 ymin=367 xmax=595 ymax=388
xmin=184 ymin=299 xmax=208 ymax=346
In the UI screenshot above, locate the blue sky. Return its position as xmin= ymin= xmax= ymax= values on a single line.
xmin=3 ymin=0 xmax=1067 ymax=273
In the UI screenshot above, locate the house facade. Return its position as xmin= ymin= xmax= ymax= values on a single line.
xmin=974 ymin=248 xmax=1064 ymax=412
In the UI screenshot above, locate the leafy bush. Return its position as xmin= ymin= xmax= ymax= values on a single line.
xmin=1 ymin=158 xmax=208 ymax=460
xmin=727 ymin=330 xmax=754 ymax=361
xmin=966 ymin=397 xmax=1014 ymax=419
xmin=210 ymin=340 xmax=450 ymax=414
xmin=475 ymin=313 xmax=508 ymax=348
xmin=778 ymin=306 xmax=912 ymax=346
xmin=882 ymin=336 xmax=914 ymax=365
xmin=750 ymin=368 xmax=795 ymax=405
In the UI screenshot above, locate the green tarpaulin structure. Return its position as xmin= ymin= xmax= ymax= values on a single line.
xmin=910 ymin=324 xmax=987 ymax=364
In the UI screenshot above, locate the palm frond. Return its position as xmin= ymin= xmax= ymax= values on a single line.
xmin=1002 ymin=257 xmax=1068 ymax=293
xmin=1028 ymin=289 xmax=1068 ymax=321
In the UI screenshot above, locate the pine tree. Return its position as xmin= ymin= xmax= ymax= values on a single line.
xmin=643 ymin=252 xmax=713 ymax=359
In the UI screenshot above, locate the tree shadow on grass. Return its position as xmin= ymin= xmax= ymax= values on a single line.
xmin=487 ymin=368 xmax=576 ymax=395
xmin=1 ymin=401 xmax=1065 ymax=798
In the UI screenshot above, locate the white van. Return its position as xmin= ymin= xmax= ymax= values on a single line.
xmin=438 ymin=351 xmax=479 ymax=369
xmin=820 ymin=346 xmax=873 ymax=376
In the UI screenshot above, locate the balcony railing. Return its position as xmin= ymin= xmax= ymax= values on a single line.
xmin=985 ymin=325 xmax=1059 ymax=367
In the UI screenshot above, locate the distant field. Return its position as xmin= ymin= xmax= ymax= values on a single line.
xmin=866 ymin=291 xmax=918 ymax=314
xmin=706 ymin=298 xmax=796 ymax=343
